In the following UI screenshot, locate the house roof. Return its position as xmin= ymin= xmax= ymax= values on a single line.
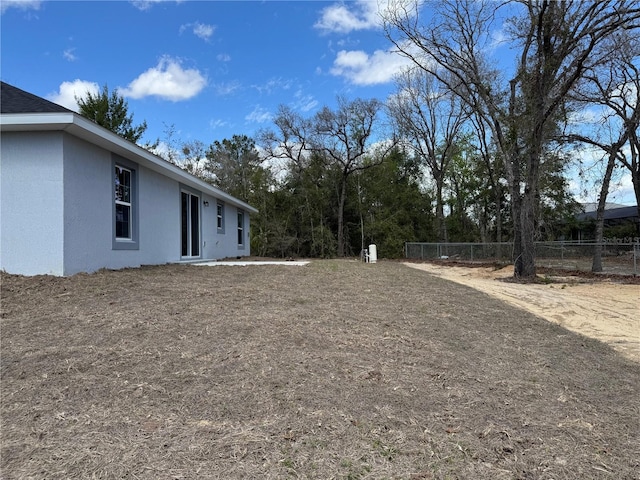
xmin=1 ymin=81 xmax=74 ymax=114
xmin=576 ymin=205 xmax=639 ymax=222
xmin=0 ymin=82 xmax=257 ymax=214
xmin=580 ymin=202 xmax=628 ymax=213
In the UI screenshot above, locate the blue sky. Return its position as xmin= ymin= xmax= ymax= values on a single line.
xmin=1 ymin=0 xmax=410 ymax=145
xmin=1 ymin=0 xmax=636 ymax=205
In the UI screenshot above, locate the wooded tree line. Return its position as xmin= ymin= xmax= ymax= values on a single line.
xmin=79 ymin=0 xmax=639 ymax=278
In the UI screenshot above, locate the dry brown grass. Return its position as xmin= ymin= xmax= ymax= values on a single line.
xmin=1 ymin=260 xmax=639 ymax=479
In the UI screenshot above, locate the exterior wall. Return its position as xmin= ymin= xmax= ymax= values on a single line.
xmin=62 ymin=135 xmax=113 ymax=274
xmin=61 ymin=134 xmax=250 ymax=275
xmin=1 ymin=132 xmax=65 ymax=275
xmin=2 ymin=130 xmax=252 ymax=276
xmin=62 ymin=134 xmax=182 ymax=275
xmin=200 ymin=196 xmax=251 ymax=260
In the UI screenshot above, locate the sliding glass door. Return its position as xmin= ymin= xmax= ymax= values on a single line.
xmin=181 ymin=191 xmax=200 ymax=258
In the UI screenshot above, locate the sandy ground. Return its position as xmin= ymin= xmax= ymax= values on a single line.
xmin=404 ymin=262 xmax=640 ymax=363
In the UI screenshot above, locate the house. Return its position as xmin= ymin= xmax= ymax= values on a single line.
xmin=0 ymin=82 xmax=257 ymax=276
xmin=570 ymin=203 xmax=639 ymax=241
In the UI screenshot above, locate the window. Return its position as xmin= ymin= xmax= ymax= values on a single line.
xmin=217 ymin=202 xmax=225 ymax=232
xmin=237 ymin=211 xmax=245 ymax=247
xmin=115 ymin=166 xmax=131 ymax=239
xmin=113 ymin=160 xmax=138 ymax=250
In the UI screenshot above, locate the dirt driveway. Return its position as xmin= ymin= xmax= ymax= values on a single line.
xmin=404 ymin=262 xmax=640 ymax=363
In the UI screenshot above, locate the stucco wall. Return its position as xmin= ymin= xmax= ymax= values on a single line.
xmin=2 ymin=131 xmax=251 ymax=276
xmin=1 ymin=132 xmax=65 ymax=275
xmin=61 ymin=134 xmax=251 ymax=274
xmin=62 ymin=135 xmax=113 ymax=274
xmin=200 ymin=196 xmax=250 ymax=260
xmin=62 ymin=134 xmax=183 ymax=275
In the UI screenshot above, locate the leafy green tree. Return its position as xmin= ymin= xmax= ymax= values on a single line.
xmin=312 ymin=97 xmax=394 ymax=256
xmin=444 ymin=138 xmax=482 ymax=243
xmin=76 ymin=84 xmax=147 ymax=143
xmin=467 ymin=115 xmax=508 ymax=244
xmin=258 ymin=106 xmax=336 ymax=258
xmin=259 ymin=100 xmax=393 ymax=258
xmin=356 ymin=147 xmax=435 ymax=257
xmin=204 ymin=135 xmax=264 ymax=204
xmin=534 ymin=151 xmax=581 ymax=241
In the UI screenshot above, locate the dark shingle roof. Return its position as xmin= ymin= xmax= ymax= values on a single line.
xmin=1 ymin=81 xmax=73 ymax=114
xmin=577 ymin=205 xmax=638 ymax=222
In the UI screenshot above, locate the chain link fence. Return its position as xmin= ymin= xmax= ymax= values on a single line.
xmin=405 ymin=241 xmax=640 ymax=276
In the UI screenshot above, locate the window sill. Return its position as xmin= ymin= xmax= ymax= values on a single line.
xmin=113 ymin=238 xmax=139 ymax=250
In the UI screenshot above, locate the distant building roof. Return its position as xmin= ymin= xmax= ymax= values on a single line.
xmin=577 ymin=205 xmax=638 ymax=222
xmin=1 ymin=81 xmax=73 ymax=114
xmin=580 ymin=202 xmax=628 ymax=213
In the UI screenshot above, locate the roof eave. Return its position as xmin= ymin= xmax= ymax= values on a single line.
xmin=0 ymin=112 xmax=258 ymax=214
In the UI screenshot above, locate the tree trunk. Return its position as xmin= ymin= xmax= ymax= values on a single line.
xmin=337 ymin=176 xmax=347 ymax=257
xmin=511 ymin=189 xmax=524 ymax=276
xmin=495 ymin=184 xmax=503 ymax=259
xmin=592 ymin=152 xmax=616 ymax=272
xmin=435 ymin=176 xmax=447 ymax=242
xmin=519 ymin=187 xmax=537 ymax=278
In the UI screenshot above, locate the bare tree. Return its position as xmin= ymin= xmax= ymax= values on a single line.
xmin=258 ymin=105 xmax=314 ymax=178
xmin=388 ymin=67 xmax=468 ymax=242
xmin=258 ymin=105 xmax=324 ymax=254
xmin=383 ymin=0 xmax=640 ymax=278
xmin=468 ymin=112 xmax=506 ymax=245
xmin=312 ymin=97 xmax=394 ymax=257
xmin=179 ymin=140 xmax=209 ymax=181
xmin=566 ymin=39 xmax=640 ymax=270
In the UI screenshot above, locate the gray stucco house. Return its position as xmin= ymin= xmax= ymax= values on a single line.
xmin=1 ymin=82 xmax=257 ymax=276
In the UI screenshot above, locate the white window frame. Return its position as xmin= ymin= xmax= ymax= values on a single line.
xmin=237 ymin=211 xmax=245 ymax=248
xmin=115 ymin=166 xmax=132 ymax=240
xmin=217 ymin=202 xmax=225 ymax=233
xmin=112 ymin=158 xmax=139 ymax=250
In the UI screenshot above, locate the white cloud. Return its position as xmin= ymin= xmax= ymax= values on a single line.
xmin=566 ymin=141 xmax=636 ymax=206
xmin=252 ymin=77 xmax=294 ymax=95
xmin=46 ymin=80 xmax=99 ymax=112
xmin=489 ymin=29 xmax=509 ymax=50
xmin=130 ymin=0 xmax=182 ymax=12
xmin=217 ymin=53 xmax=231 ymax=62
xmin=63 ymin=48 xmax=77 ymax=62
xmin=193 ymin=22 xmax=214 ymax=41
xmin=315 ymin=0 xmax=384 ymax=34
xmin=120 ymin=56 xmax=207 ymax=101
xmin=291 ymin=90 xmax=318 ymax=112
xmin=1 ymin=0 xmax=40 ymax=14
xmin=180 ymin=21 xmax=215 ymax=41
xmin=329 ymin=47 xmax=412 ymax=85
xmin=209 ymin=118 xmax=229 ymax=130
xmin=146 ymin=140 xmax=173 ymax=160
xmin=131 ymin=0 xmax=160 ymax=11
xmin=245 ymin=105 xmax=272 ymax=124
xmin=214 ymin=81 xmax=240 ymax=96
